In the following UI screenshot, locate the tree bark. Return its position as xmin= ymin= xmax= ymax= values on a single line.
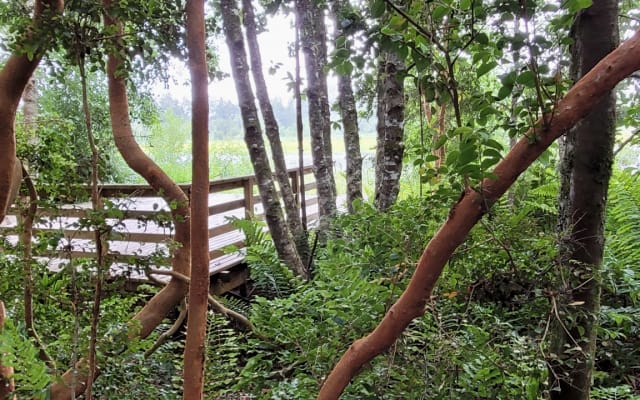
xmin=549 ymin=2 xmax=618 ymax=399
xmin=241 ymin=0 xmax=310 ymax=263
xmin=317 ymin=28 xmax=640 ymax=400
xmin=220 ymin=0 xmax=308 ymax=279
xmin=296 ymin=0 xmax=336 ymax=230
xmin=0 ymin=0 xmax=62 ymax=223
xmin=183 ymin=0 xmax=209 ymax=398
xmin=374 ymin=49 xmax=406 ymax=211
xmin=49 ymin=2 xmax=192 ymax=398
xmin=0 ymin=301 xmax=15 ymax=400
xmin=331 ymin=0 xmax=363 ymax=213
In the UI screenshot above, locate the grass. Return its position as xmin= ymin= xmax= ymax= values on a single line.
xmin=111 ymin=134 xmax=378 ymax=191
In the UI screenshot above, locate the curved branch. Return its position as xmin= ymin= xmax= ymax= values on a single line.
xmin=318 ymin=28 xmax=640 ymax=400
xmin=0 ymin=0 xmax=63 ymax=222
xmin=49 ymin=2 xmax=192 ymax=398
xmin=147 ymin=269 xmax=257 ymax=334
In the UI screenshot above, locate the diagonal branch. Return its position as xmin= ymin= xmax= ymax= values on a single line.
xmin=318 ymin=28 xmax=640 ymax=400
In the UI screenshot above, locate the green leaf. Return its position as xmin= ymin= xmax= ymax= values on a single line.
xmin=484 ymin=139 xmax=504 ymax=151
xmin=483 ymin=148 xmax=502 ymax=159
xmin=453 ymin=126 xmax=474 ymax=138
xmin=481 ymin=157 xmax=500 ymax=170
xmin=476 ymin=32 xmax=489 ymax=45
xmin=567 ymin=0 xmax=592 ymax=12
xmin=516 ymin=70 xmax=537 ymax=88
xmin=459 ymin=149 xmax=478 ymax=165
xmin=497 ymin=85 xmax=512 ymax=100
xmin=371 ymin=0 xmax=386 ymax=18
xmin=434 ymin=135 xmax=448 ymax=150
xmin=432 ymin=5 xmax=449 ymax=20
xmin=460 ymin=0 xmax=472 ymax=10
xmin=423 ymin=84 xmax=436 ymax=102
xmin=424 ymin=154 xmax=440 ymax=162
xmin=476 ymin=61 xmax=498 ymax=78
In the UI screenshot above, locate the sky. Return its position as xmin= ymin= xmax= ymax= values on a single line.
xmin=155 ymin=13 xmax=304 ymax=106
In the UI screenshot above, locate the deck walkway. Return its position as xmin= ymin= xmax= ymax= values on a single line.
xmin=0 ymin=167 xmax=317 ymax=290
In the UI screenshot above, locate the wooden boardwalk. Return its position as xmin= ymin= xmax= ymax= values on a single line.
xmin=0 ymin=167 xmax=317 ymax=290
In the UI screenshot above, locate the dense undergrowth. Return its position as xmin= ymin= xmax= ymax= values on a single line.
xmin=0 ymin=169 xmax=639 ymax=399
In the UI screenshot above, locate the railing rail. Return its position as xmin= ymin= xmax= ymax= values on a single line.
xmin=0 ymin=166 xmax=317 ymax=279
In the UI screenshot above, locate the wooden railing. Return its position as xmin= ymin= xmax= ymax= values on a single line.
xmin=0 ymin=166 xmax=317 ymax=280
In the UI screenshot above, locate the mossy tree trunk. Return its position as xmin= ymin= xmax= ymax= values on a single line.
xmin=296 ymin=0 xmax=336 ymax=230
xmin=330 ymin=0 xmax=362 ymax=213
xmin=220 ymin=0 xmax=308 ymax=279
xmin=549 ymin=2 xmax=618 ymax=398
xmin=241 ymin=0 xmax=310 ymax=263
xmin=374 ymin=48 xmax=406 ymax=211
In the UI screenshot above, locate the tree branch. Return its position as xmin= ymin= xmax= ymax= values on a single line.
xmin=318 ymin=28 xmax=640 ymax=400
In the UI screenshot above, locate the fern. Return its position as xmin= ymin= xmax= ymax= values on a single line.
xmin=604 ymin=171 xmax=640 ymax=302
xmin=591 ymin=385 xmax=639 ymax=400
xmin=228 ymin=217 xmax=301 ymax=298
xmin=204 ymin=313 xmax=244 ymax=398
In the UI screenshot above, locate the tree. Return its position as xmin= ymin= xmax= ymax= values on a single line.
xmin=318 ymin=29 xmax=640 ymax=399
xmin=295 ymin=0 xmax=336 ymax=230
xmin=330 ymin=0 xmax=363 ymax=213
xmin=183 ymin=0 xmax=209 ymax=398
xmin=242 ymin=0 xmax=310 ymax=263
xmin=49 ymin=2 xmax=193 ymax=397
xmin=220 ymin=0 xmax=308 ymax=279
xmin=374 ymin=45 xmax=406 ymax=211
xmin=549 ymin=1 xmax=619 ymax=398
xmin=0 ymin=0 xmax=63 ymax=223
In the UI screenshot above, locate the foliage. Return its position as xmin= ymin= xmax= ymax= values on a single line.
xmin=0 ymin=318 xmax=51 ymax=399
xmin=228 ymin=217 xmax=301 ymax=298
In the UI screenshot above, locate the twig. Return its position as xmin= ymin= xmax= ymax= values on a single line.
xmin=147 ymin=269 xmax=259 ymax=335
xmin=20 ymin=164 xmax=55 ymax=367
xmin=145 ymin=298 xmax=187 ymax=358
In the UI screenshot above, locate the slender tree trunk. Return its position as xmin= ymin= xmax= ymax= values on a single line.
xmin=549 ymin=2 xmax=618 ymax=399
xmin=0 ymin=0 xmax=62 ymax=223
xmin=49 ymin=3 xmax=193 ymax=398
xmin=183 ymin=0 xmax=210 ymax=398
xmin=294 ymin=12 xmax=307 ymax=229
xmin=374 ymin=49 xmax=406 ymax=211
xmin=318 ymin=29 xmax=640 ymax=400
xmin=220 ymin=0 xmax=308 ymax=279
xmin=0 ymin=301 xmax=15 ymax=400
xmin=296 ymin=0 xmax=336 ymax=229
xmin=331 ymin=0 xmax=362 ymax=213
xmin=78 ymin=55 xmax=104 ymax=400
xmin=22 ymin=78 xmax=39 ymax=145
xmin=241 ymin=0 xmax=310 ymax=263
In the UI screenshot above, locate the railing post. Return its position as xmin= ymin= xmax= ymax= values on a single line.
xmin=299 ymin=167 xmax=307 ymax=229
xmin=290 ymin=169 xmax=299 ymax=206
xmin=243 ymin=177 xmax=254 ymax=220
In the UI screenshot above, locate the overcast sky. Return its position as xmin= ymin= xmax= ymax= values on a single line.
xmin=155 ymin=13 xmax=305 ymax=105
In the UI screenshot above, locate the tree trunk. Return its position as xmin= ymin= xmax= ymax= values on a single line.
xmin=317 ymin=29 xmax=640 ymax=400
xmin=0 ymin=0 xmax=62 ymax=223
xmin=242 ymin=0 xmax=310 ymax=263
xmin=549 ymin=2 xmax=618 ymax=399
xmin=220 ymin=0 xmax=308 ymax=279
xmin=296 ymin=0 xmax=336 ymax=229
xmin=331 ymin=0 xmax=362 ymax=213
xmin=0 ymin=301 xmax=15 ymax=400
xmin=374 ymin=49 xmax=406 ymax=211
xmin=49 ymin=2 xmax=193 ymax=398
xmin=183 ymin=0 xmax=209 ymax=398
